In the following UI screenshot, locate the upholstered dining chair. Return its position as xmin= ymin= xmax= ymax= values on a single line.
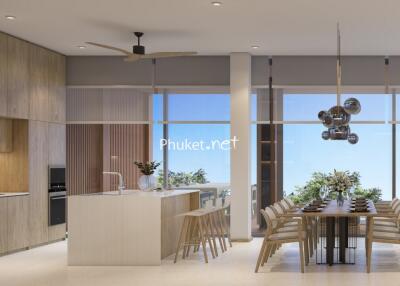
xmin=366 ymin=214 xmax=400 ymax=273
xmin=374 ymin=198 xmax=399 ymax=213
xmin=374 ymin=202 xmax=400 ymax=228
xmin=255 ymin=207 xmax=308 ymax=273
xmin=274 ymin=202 xmax=317 ymax=257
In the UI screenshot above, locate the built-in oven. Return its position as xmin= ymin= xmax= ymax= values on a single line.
xmin=49 ymin=191 xmax=66 ymax=226
xmin=48 ymin=167 xmax=66 ymax=226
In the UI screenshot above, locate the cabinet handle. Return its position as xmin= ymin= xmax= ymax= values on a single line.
xmin=51 ymin=196 xmax=66 ymax=200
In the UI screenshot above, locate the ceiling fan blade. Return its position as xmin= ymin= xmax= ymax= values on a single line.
xmin=123 ymin=54 xmax=142 ymax=62
xmin=141 ymin=52 xmax=197 ymax=59
xmin=86 ymin=42 xmax=133 ymax=56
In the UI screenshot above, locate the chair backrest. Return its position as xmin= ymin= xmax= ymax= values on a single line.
xmin=391 ymin=198 xmax=399 ymax=207
xmin=279 ymin=199 xmax=291 ymax=212
xmin=392 ymin=198 xmax=400 ymax=210
xmin=272 ymin=202 xmax=285 ymax=215
xmin=260 ymin=207 xmax=276 ymax=236
xmin=284 ymin=197 xmax=296 ymax=208
xmin=393 ymin=202 xmax=400 ymax=214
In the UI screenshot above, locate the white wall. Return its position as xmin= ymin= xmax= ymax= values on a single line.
xmin=230 ymin=53 xmax=252 ymax=241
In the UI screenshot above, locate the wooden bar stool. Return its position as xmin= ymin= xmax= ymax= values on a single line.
xmin=174 ymin=209 xmax=216 ymax=263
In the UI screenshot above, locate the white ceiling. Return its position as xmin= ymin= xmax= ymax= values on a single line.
xmin=1 ymin=0 xmax=400 ymax=56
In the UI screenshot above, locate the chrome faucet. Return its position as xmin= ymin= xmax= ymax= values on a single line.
xmin=103 ymin=171 xmax=125 ymax=195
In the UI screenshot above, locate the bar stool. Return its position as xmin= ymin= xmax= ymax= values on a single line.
xmin=174 ymin=208 xmax=217 ymax=263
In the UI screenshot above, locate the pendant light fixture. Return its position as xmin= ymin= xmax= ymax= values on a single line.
xmin=318 ymin=23 xmax=361 ymax=144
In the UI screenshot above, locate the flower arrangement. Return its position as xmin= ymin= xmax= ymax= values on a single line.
xmin=134 ymin=161 xmax=161 ymax=175
xmin=326 ymin=169 xmax=359 ymax=194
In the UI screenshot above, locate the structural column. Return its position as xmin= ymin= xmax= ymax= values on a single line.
xmin=230 ymin=53 xmax=252 ymax=241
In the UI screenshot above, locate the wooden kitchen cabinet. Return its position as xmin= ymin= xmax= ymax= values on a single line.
xmin=0 ymin=198 xmax=7 ymax=254
xmin=7 ymin=36 xmax=30 ymax=119
xmin=29 ymin=45 xmax=49 ymax=121
xmin=0 ymin=32 xmax=7 ymax=117
xmin=7 ymin=195 xmax=29 ymax=252
xmin=48 ymin=52 xmax=66 ymax=123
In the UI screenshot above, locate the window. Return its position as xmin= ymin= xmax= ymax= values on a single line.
xmin=152 ymin=91 xmax=231 ymax=190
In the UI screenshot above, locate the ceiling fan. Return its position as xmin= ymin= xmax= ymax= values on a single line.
xmin=86 ymin=32 xmax=197 ymax=62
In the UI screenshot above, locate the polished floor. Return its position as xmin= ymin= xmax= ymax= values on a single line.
xmin=1 ymin=238 xmax=400 ymax=286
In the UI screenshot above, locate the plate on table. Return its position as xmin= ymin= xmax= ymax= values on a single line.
xmin=349 ymin=207 xmax=369 ymax=213
xmin=302 ymin=208 xmax=323 ymax=213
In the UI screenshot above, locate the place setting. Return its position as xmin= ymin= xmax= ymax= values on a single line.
xmin=301 ymin=198 xmax=329 ymax=212
xmin=349 ymin=197 xmax=370 ymax=213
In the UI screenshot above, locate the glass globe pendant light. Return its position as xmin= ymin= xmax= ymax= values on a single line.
xmin=318 ymin=23 xmax=360 ymax=144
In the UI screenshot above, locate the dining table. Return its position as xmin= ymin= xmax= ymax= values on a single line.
xmin=281 ymin=199 xmax=396 ymax=266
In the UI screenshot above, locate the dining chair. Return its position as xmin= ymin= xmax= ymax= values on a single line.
xmin=374 ymin=198 xmax=399 ymax=212
xmin=273 ymin=202 xmax=316 ymax=258
xmin=283 ymin=197 xmax=297 ymax=209
xmin=255 ymin=207 xmax=308 ymax=273
xmin=374 ymin=203 xmax=400 ymax=228
xmin=366 ymin=215 xmax=400 ymax=273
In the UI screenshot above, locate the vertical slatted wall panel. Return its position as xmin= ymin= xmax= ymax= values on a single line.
xmin=66 ymin=125 xmax=103 ymax=195
xmin=103 ymin=124 xmax=149 ymax=191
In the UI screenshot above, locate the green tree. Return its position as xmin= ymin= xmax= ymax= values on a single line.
xmin=157 ymin=168 xmax=209 ymax=187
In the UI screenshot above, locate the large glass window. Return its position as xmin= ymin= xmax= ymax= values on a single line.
xmin=252 ymin=89 xmax=394 ymax=236
xmin=152 ymin=91 xmax=231 ymax=207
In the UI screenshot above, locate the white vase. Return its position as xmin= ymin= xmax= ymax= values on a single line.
xmin=138 ymin=175 xmax=156 ymax=191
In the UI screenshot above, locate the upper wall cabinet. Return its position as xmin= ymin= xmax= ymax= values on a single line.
xmin=0 ymin=33 xmax=7 ymax=117
xmin=7 ymin=36 xmax=30 ymax=119
xmin=0 ymin=32 xmax=65 ymax=122
xmin=29 ymin=45 xmax=49 ymax=121
xmin=48 ymin=52 xmax=66 ymax=123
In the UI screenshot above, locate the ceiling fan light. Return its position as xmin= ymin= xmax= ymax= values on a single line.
xmin=5 ymin=15 xmax=16 ymax=20
xmin=211 ymin=1 xmax=222 ymax=6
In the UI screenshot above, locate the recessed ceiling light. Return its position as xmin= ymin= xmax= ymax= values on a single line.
xmin=251 ymin=45 xmax=260 ymax=49
xmin=211 ymin=1 xmax=222 ymax=6
xmin=5 ymin=15 xmax=16 ymax=20
xmin=77 ymin=45 xmax=86 ymax=49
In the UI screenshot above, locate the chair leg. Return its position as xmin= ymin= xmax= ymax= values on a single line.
xmin=262 ymin=243 xmax=272 ymax=266
xmin=174 ymin=216 xmax=188 ymax=263
xmin=304 ymin=237 xmax=309 ymax=265
xmin=184 ymin=217 xmax=196 ymax=258
xmin=182 ymin=217 xmax=193 ymax=259
xmin=212 ymin=213 xmax=225 ymax=253
xmin=262 ymin=243 xmax=272 ymax=267
xmin=197 ymin=217 xmax=209 ymax=263
xmin=202 ymin=216 xmax=216 ymax=259
xmin=367 ymin=240 xmax=372 ymax=273
xmin=207 ymin=214 xmax=219 ymax=257
xmin=217 ymin=210 xmax=228 ymax=251
xmin=255 ymin=238 xmax=267 ymax=273
xmin=220 ymin=210 xmax=232 ymax=247
xmin=299 ymin=241 xmax=305 ymax=273
xmin=270 ymin=244 xmax=277 ymax=257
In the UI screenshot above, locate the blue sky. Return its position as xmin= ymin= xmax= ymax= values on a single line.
xmin=153 ymin=93 xmax=394 ymax=200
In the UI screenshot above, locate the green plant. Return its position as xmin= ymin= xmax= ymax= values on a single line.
xmin=157 ymin=168 xmax=209 ymax=187
xmin=289 ymin=170 xmax=382 ymax=204
xmin=134 ymin=161 xmax=160 ymax=175
xmin=352 ymin=187 xmax=382 ymax=203
xmin=289 ymin=172 xmax=328 ymax=204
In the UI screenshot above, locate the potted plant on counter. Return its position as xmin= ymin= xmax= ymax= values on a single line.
xmin=134 ymin=161 xmax=161 ymax=191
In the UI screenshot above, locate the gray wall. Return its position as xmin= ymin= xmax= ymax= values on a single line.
xmin=67 ymin=55 xmax=400 ymax=86
xmin=67 ymin=56 xmax=229 ymax=86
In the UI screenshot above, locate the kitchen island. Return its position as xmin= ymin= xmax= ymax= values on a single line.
xmin=68 ymin=189 xmax=199 ymax=266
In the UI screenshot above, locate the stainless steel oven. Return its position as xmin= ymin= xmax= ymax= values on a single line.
xmin=49 ymin=191 xmax=66 ymax=226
